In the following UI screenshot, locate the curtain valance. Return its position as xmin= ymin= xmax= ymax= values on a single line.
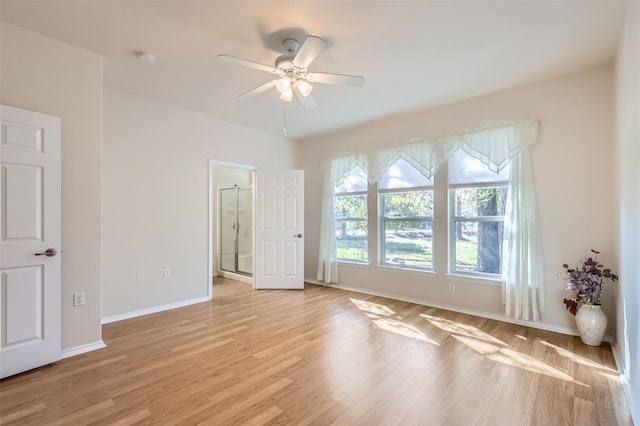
xmin=326 ymin=119 xmax=539 ymax=185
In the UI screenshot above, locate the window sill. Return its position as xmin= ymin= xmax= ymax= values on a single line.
xmin=375 ymin=265 xmax=436 ymax=277
xmin=337 ymin=261 xmax=370 ymax=269
xmin=444 ymin=273 xmax=501 ymax=287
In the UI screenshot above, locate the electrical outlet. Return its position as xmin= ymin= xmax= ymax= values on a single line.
xmin=448 ymin=283 xmax=455 ymax=293
xmin=163 ymin=268 xmax=171 ymax=278
xmin=137 ymin=272 xmax=144 ymax=281
xmin=73 ymin=292 xmax=85 ymax=306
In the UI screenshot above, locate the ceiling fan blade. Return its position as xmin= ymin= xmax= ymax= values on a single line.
xmin=217 ymin=54 xmax=278 ymax=74
xmin=237 ymin=80 xmax=278 ymax=100
xmin=292 ymin=36 xmax=326 ymax=69
xmin=294 ymin=87 xmax=317 ymax=110
xmin=306 ymin=72 xmax=366 ymax=87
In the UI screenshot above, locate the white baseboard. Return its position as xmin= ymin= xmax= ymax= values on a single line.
xmin=305 ymin=278 xmax=613 ymax=342
xmin=623 ymin=377 xmax=640 ymax=425
xmin=611 ymin=342 xmax=640 ymax=425
xmin=101 ymin=296 xmax=211 ymax=324
xmin=61 ymin=340 xmax=107 ymax=359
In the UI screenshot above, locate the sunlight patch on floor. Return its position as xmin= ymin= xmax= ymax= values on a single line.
xmin=538 ymin=340 xmax=617 ymax=373
xmin=421 ymin=314 xmax=508 ymax=347
xmin=454 ymin=335 xmax=587 ymax=384
xmin=373 ymin=317 xmax=440 ymax=345
xmin=349 ymin=298 xmax=396 ymax=317
xmin=421 ymin=313 xmax=596 ymax=385
xmin=349 ymin=298 xmax=439 ymax=345
xmin=597 ymin=370 xmax=622 ymax=382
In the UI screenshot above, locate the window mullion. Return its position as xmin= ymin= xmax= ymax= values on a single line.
xmin=368 ymin=180 xmax=378 ymax=266
xmin=432 ymin=163 xmax=449 ymax=274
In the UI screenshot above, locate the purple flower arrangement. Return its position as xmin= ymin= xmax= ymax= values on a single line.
xmin=561 ymin=249 xmax=619 ymax=315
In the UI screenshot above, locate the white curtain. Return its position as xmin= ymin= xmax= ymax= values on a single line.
xmin=316 ymin=119 xmax=544 ymax=320
xmin=316 ymin=154 xmax=367 ymax=283
xmin=501 ymin=148 xmax=544 ymax=320
xmin=316 ymin=174 xmax=338 ymax=283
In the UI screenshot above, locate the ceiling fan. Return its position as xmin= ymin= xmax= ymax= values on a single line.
xmin=218 ymin=35 xmax=365 ymax=109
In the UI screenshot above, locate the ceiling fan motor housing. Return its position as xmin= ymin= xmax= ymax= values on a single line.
xmin=276 ymin=38 xmax=305 ymax=74
xmin=275 ymin=55 xmax=307 ymax=80
xmin=275 ymin=55 xmax=294 ymax=70
xmin=282 ymin=38 xmax=299 ymax=54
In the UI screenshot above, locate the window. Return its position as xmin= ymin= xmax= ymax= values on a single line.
xmin=448 ymin=150 xmax=510 ymax=277
xmin=330 ymin=152 xmax=511 ymax=276
xmin=335 ymin=166 xmax=368 ymax=263
xmin=319 ymin=121 xmax=541 ymax=314
xmin=379 ymin=159 xmax=434 ymax=270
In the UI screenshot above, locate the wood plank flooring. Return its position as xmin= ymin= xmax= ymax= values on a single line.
xmin=0 ymin=278 xmax=633 ymax=425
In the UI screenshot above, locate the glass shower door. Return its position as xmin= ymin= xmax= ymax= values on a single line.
xmin=237 ymin=188 xmax=253 ymax=275
xmin=219 ymin=186 xmax=253 ymax=277
xmin=220 ymin=188 xmax=237 ymax=273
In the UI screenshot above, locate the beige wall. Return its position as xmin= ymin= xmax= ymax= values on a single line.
xmin=299 ymin=64 xmax=616 ymax=336
xmin=0 ymin=23 xmax=103 ymax=351
xmin=614 ymin=1 xmax=640 ymax=422
xmin=102 ymin=88 xmax=296 ymax=317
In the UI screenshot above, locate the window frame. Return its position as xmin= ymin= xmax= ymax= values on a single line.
xmin=378 ymin=184 xmax=435 ymax=271
xmin=334 ymin=189 xmax=369 ymax=264
xmin=448 ymin=180 xmax=508 ymax=279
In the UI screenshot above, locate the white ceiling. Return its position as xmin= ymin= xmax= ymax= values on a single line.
xmin=0 ymin=1 xmax=627 ymax=140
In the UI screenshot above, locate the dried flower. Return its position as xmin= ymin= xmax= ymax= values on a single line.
xmin=560 ymin=249 xmax=618 ymax=315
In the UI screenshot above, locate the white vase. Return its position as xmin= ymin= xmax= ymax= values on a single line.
xmin=575 ymin=304 xmax=607 ymax=346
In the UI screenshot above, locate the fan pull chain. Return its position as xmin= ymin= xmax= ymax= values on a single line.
xmin=283 ymin=111 xmax=287 ymax=134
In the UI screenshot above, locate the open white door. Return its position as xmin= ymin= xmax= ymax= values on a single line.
xmin=255 ymin=170 xmax=304 ymax=289
xmin=0 ymin=105 xmax=61 ymax=378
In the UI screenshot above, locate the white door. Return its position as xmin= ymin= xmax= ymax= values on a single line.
xmin=255 ymin=170 xmax=304 ymax=289
xmin=0 ymin=104 xmax=61 ymax=378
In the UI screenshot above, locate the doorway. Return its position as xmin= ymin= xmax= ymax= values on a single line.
xmin=208 ymin=160 xmax=255 ymax=293
xmin=207 ymin=162 xmax=305 ymax=296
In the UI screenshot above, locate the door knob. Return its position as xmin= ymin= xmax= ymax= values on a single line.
xmin=35 ymin=248 xmax=57 ymax=257
xmin=293 ymin=233 xmax=303 ymax=238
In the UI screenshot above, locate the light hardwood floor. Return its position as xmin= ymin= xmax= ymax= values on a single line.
xmin=0 ymin=278 xmax=632 ymax=425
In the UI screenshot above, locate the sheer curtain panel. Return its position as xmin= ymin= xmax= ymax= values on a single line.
xmin=501 ymin=148 xmax=544 ymax=320
xmin=316 ymin=154 xmax=367 ymax=283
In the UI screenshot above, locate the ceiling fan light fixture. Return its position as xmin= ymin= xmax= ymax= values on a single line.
xmin=276 ymin=77 xmax=292 ymax=94
xmin=280 ymin=88 xmax=293 ymax=102
xmin=297 ymin=79 xmax=313 ymax=97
